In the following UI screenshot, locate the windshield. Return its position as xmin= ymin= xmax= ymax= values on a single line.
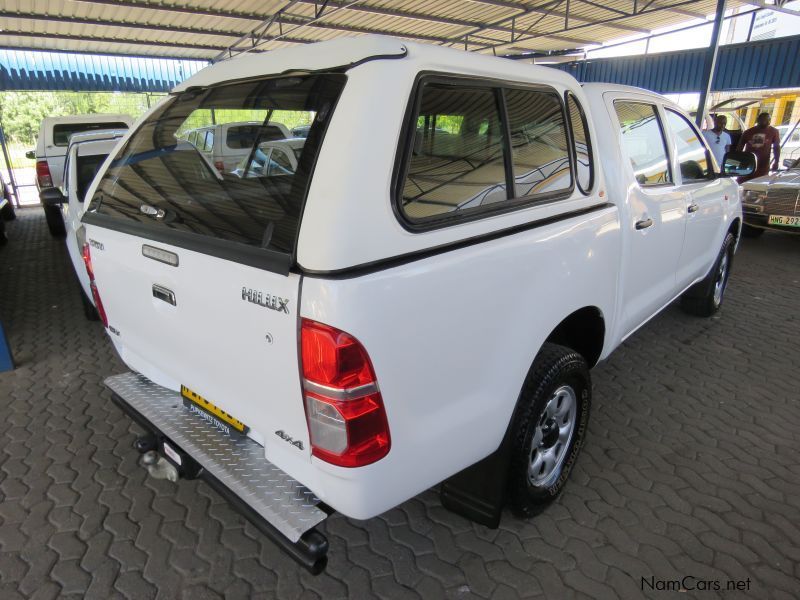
xmin=89 ymin=74 xmax=345 ymax=253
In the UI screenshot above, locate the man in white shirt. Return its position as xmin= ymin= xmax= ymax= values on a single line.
xmin=702 ymin=114 xmax=732 ymax=169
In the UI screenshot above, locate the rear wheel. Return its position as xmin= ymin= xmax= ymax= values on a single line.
xmin=741 ymin=224 xmax=764 ymax=238
xmin=43 ymin=205 xmax=66 ymax=237
xmin=508 ymin=343 xmax=591 ymax=517
xmin=0 ymin=219 xmax=7 ymax=246
xmin=680 ymin=232 xmax=735 ymax=317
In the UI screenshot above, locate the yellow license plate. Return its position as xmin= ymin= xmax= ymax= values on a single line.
xmin=181 ymin=385 xmax=249 ymax=435
xmin=768 ymin=215 xmax=800 ymax=227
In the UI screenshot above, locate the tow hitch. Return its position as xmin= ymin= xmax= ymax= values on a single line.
xmin=134 ymin=433 xmax=203 ymax=482
xmin=110 ymin=385 xmax=330 ymax=574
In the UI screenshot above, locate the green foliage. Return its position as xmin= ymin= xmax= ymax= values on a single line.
xmin=0 ymin=91 xmax=163 ymax=145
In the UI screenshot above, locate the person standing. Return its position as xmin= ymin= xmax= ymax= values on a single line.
xmin=736 ymin=112 xmax=781 ymax=182
xmin=702 ymin=114 xmax=732 ymax=169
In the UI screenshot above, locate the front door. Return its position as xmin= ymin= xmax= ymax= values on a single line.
xmin=663 ymin=109 xmax=728 ymax=288
xmin=612 ymin=100 xmax=687 ymax=337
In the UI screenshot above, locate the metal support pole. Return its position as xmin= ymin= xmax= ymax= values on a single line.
xmin=0 ymin=319 xmax=15 ymax=373
xmin=696 ymin=0 xmax=727 ymax=127
xmin=0 ymin=127 xmax=21 ymax=208
xmin=747 ymin=10 xmax=756 ymax=41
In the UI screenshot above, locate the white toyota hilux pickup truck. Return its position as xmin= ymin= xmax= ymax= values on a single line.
xmin=80 ymin=36 xmax=755 ymax=572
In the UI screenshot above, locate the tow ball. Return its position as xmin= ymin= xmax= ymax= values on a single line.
xmin=134 ymin=434 xmax=203 ymax=482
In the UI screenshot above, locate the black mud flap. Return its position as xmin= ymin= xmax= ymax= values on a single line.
xmin=440 ymin=429 xmax=513 ymax=529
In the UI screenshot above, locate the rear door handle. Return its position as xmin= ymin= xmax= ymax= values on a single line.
xmin=687 ymin=203 xmax=699 ymax=213
xmin=152 ymin=284 xmax=176 ymax=306
xmin=635 ymin=218 xmax=654 ymax=230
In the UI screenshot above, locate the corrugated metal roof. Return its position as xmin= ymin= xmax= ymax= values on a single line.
xmin=0 ymin=0 xmax=747 ymax=61
xmin=549 ymin=34 xmax=800 ymax=93
xmin=0 ymin=48 xmax=207 ymax=91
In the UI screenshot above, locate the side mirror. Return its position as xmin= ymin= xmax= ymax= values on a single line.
xmin=720 ymin=150 xmax=756 ymax=177
xmin=40 ymin=188 xmax=66 ymax=206
xmin=25 ymin=150 xmax=35 ymax=160
xmin=783 ymin=158 xmax=797 ymax=169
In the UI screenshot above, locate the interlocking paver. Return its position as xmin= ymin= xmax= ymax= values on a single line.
xmin=1 ymin=208 xmax=799 ymax=598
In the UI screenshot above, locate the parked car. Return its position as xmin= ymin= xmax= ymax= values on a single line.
xmin=741 ymin=157 xmax=800 ymax=236
xmin=777 ymin=124 xmax=800 ymax=163
xmin=182 ymin=121 xmax=290 ymax=174
xmin=40 ymin=130 xmax=126 ymax=318
xmin=231 ymin=138 xmax=305 ymax=178
xmin=28 ymin=114 xmax=133 ymax=236
xmin=80 ymin=36 xmax=753 ymax=573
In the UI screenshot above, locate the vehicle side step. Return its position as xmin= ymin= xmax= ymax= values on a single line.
xmin=105 ymin=372 xmax=329 ymax=573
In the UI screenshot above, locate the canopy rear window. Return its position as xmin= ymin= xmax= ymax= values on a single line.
xmin=54 ymin=122 xmax=129 ymax=146
xmin=88 ymin=74 xmax=345 ymax=257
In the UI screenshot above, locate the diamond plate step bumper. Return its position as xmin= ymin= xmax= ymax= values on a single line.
xmin=105 ymin=372 xmax=329 ymax=568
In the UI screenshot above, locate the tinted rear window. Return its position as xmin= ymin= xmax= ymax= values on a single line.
xmin=76 ymin=154 xmax=109 ymax=202
xmin=89 ymin=74 xmax=345 ymax=254
xmin=226 ymin=124 xmax=286 ymax=149
xmin=53 ymin=122 xmax=128 ymax=146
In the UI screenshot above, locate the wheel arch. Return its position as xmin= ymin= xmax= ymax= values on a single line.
xmin=729 ymin=216 xmax=741 ymax=242
xmin=543 ymin=306 xmax=606 ymax=368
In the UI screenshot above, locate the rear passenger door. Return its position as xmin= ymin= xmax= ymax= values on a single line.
xmin=612 ymin=100 xmax=686 ymax=336
xmin=663 ymin=109 xmax=726 ymax=287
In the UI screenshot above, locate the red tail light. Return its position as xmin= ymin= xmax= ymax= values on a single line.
xmin=36 ymin=160 xmax=53 ymax=188
xmin=301 ymin=319 xmax=390 ymax=467
xmin=214 ymin=160 xmax=225 ymax=173
xmin=81 ymin=243 xmax=108 ymax=327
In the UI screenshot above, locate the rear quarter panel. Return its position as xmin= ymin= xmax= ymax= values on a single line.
xmin=300 ymin=205 xmax=621 ymax=518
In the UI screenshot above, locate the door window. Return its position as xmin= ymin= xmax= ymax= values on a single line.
xmin=614 ymin=102 xmax=672 ymax=186
xmin=665 ymin=110 xmax=711 ymax=182
xmin=505 ymin=89 xmax=572 ymax=198
xmin=401 ymin=84 xmax=507 ymax=220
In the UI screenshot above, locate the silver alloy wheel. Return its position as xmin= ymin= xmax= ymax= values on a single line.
xmin=528 ymin=385 xmax=578 ymax=487
xmin=713 ymin=251 xmax=729 ymax=306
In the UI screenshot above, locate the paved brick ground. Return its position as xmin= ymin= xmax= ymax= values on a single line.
xmin=1 ymin=208 xmax=798 ymax=599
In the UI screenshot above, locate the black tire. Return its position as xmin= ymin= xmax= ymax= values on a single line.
xmin=741 ymin=224 xmax=764 ymax=238
xmin=43 ymin=204 xmax=66 ymax=237
xmin=80 ymin=287 xmax=100 ymax=321
xmin=508 ymin=343 xmax=591 ymax=517
xmin=0 ymin=219 xmax=7 ymax=246
xmin=680 ymin=232 xmax=735 ymax=317
xmin=0 ymin=200 xmax=15 ymax=221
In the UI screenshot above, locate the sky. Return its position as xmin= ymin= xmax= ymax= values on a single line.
xmin=583 ymin=1 xmax=800 ymax=60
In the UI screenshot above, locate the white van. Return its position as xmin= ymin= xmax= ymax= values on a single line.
xmin=81 ymin=36 xmax=751 ymax=572
xmin=30 ymin=114 xmax=133 ymax=191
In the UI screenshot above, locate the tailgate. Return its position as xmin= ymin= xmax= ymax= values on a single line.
xmin=88 ymin=227 xmax=309 ymax=456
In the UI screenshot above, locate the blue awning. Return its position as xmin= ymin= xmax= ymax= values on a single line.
xmin=0 ymin=48 xmax=208 ymax=92
xmin=550 ymin=35 xmax=800 ymax=94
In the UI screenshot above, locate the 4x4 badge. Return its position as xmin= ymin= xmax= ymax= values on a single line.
xmin=242 ymin=287 xmax=290 ymax=314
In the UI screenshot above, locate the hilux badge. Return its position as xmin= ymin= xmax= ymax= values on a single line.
xmin=242 ymin=287 xmax=290 ymax=314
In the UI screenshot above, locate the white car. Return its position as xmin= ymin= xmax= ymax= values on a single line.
xmin=232 ymin=138 xmax=305 ymax=178
xmin=777 ymin=124 xmax=800 ymax=163
xmin=80 ymin=36 xmax=753 ymax=572
xmin=741 ymin=157 xmax=800 ymax=236
xmin=29 ymin=114 xmax=133 ymax=236
xmin=182 ymin=121 xmax=291 ymax=174
xmin=40 ymin=130 xmax=126 ymax=320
